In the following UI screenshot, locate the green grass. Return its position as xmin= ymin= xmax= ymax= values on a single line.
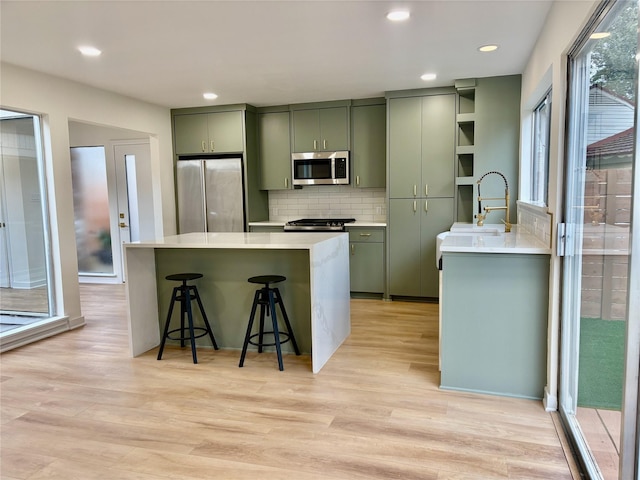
xmin=577 ymin=317 xmax=625 ymax=410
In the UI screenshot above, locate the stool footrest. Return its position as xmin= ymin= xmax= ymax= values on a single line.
xmin=165 ymin=327 xmax=213 ymax=342
xmin=247 ymin=331 xmax=293 ymax=348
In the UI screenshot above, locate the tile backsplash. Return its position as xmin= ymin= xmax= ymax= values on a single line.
xmin=516 ymin=201 xmax=553 ymax=247
xmin=268 ymin=186 xmax=387 ymax=222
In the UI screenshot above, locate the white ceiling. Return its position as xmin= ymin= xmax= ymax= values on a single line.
xmin=1 ymin=0 xmax=554 ymax=109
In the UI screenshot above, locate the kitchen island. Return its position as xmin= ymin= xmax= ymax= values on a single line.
xmin=123 ymin=232 xmax=350 ymax=373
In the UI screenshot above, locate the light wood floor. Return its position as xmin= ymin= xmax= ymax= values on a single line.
xmin=577 ymin=407 xmax=621 ymax=479
xmin=0 ymin=284 xmax=575 ymax=479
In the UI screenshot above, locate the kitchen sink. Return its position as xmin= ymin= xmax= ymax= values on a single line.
xmin=436 ymin=227 xmax=503 ymax=268
xmin=448 ymin=224 xmax=502 ymax=234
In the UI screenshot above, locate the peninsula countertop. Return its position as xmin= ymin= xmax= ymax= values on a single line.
xmin=439 ymin=224 xmax=551 ymax=255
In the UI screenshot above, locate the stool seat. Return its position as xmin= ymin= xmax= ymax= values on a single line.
xmin=248 ymin=275 xmax=285 ymax=285
xmin=240 ymin=275 xmax=300 ymax=371
xmin=157 ymin=272 xmax=218 ymax=364
xmin=166 ymin=273 xmax=203 ymax=282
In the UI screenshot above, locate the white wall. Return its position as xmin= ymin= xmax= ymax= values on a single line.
xmin=519 ymin=0 xmax=599 ymax=410
xmin=0 ymin=63 xmax=175 ymax=331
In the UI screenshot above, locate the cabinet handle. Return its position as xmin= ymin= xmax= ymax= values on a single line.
xmin=425 ymin=200 xmax=429 ymax=212
xmin=413 ymin=185 xmax=417 ymax=197
xmin=425 ymin=184 xmax=429 ymax=196
xmin=359 ymin=233 xmax=371 ymax=237
xmin=313 ymin=139 xmax=318 ymax=150
xmin=356 ymin=175 xmax=360 ymax=186
xmin=413 ymin=200 xmax=417 ymax=212
xmin=351 ymin=244 xmax=355 ymax=255
xmin=210 ymin=140 xmax=215 ymax=152
xmin=201 ymin=141 xmax=206 ymax=152
xmin=323 ymin=139 xmax=327 ymax=149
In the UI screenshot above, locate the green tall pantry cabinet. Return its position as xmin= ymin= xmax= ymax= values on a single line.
xmin=388 ymin=93 xmax=455 ymax=298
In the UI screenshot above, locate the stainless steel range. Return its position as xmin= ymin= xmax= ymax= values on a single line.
xmin=284 ymin=218 xmax=356 ymax=232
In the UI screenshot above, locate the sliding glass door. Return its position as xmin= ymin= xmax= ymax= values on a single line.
xmin=560 ymin=1 xmax=638 ymax=478
xmin=0 ymin=109 xmax=53 ymax=332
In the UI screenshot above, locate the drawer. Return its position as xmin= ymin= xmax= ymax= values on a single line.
xmin=348 ymin=228 xmax=384 ymax=243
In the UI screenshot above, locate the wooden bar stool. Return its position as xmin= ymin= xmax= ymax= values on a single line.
xmin=157 ymin=273 xmax=218 ymax=364
xmin=239 ymin=275 xmax=300 ymax=371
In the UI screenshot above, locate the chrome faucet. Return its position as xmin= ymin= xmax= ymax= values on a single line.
xmin=476 ymin=171 xmax=511 ymax=232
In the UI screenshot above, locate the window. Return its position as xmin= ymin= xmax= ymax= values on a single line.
xmin=531 ymin=90 xmax=551 ymax=205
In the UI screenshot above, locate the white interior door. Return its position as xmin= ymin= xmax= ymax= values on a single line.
xmin=113 ymin=142 xmax=147 ymax=282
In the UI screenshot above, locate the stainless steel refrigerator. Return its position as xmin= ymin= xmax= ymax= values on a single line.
xmin=176 ymin=157 xmax=245 ymax=233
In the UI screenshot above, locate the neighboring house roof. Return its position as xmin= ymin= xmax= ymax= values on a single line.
xmin=587 ymin=127 xmax=634 ymax=156
xmin=587 ymin=127 xmax=634 ymax=168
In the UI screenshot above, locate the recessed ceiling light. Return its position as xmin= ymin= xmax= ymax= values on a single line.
xmin=78 ymin=46 xmax=102 ymax=57
xmin=590 ymin=32 xmax=611 ymax=39
xmin=203 ymin=92 xmax=218 ymax=100
xmin=478 ymin=44 xmax=499 ymax=53
xmin=421 ymin=73 xmax=437 ymax=81
xmin=386 ymin=10 xmax=410 ymax=21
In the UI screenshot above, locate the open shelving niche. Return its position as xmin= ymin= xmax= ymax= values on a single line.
xmin=455 ymin=79 xmax=476 ymax=223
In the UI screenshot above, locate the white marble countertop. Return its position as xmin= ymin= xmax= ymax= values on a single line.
xmin=440 ymin=224 xmax=551 ymax=255
xmin=348 ymin=222 xmax=387 ymax=227
xmin=125 ymin=231 xmax=347 ymax=250
xmin=248 ymin=220 xmax=386 ymax=228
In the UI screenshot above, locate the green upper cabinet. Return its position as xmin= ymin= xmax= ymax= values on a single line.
xmin=174 ymin=110 xmax=244 ymax=154
xmin=388 ymin=97 xmax=422 ymax=198
xmin=258 ymin=110 xmax=292 ymax=190
xmin=422 ymin=94 xmax=455 ymax=198
xmin=388 ymin=94 xmax=455 ymax=199
xmin=292 ymin=106 xmax=349 ymax=152
xmin=173 ymin=114 xmax=208 ymax=154
xmin=351 ymin=102 xmax=386 ymax=188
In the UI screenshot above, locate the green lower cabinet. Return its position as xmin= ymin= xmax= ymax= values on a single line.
xmin=347 ymin=227 xmax=385 ymax=294
xmin=389 ymin=198 xmax=454 ymax=298
xmin=440 ymin=252 xmax=550 ymax=399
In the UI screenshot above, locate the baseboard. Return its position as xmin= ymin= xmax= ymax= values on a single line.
xmin=0 ymin=315 xmax=86 ymax=353
xmin=544 ymin=386 xmax=558 ymax=411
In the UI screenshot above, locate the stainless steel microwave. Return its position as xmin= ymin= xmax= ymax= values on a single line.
xmin=291 ymin=151 xmax=350 ymax=186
